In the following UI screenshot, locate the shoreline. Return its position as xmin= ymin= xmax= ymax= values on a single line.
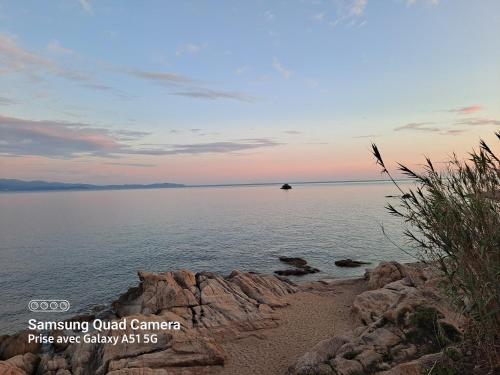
xmin=0 ymin=261 xmax=464 ymax=375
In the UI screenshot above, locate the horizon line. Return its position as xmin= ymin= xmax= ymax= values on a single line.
xmin=0 ymin=177 xmax=412 ymax=193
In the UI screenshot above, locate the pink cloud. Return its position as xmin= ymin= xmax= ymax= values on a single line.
xmin=448 ymin=105 xmax=483 ymax=115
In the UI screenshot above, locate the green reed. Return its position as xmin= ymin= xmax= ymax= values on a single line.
xmin=371 ymin=132 xmax=500 ymax=371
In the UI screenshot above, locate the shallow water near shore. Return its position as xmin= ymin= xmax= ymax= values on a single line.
xmin=0 ymin=181 xmax=413 ymax=333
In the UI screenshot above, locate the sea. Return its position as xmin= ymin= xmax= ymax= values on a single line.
xmin=0 ymin=181 xmax=416 ymax=334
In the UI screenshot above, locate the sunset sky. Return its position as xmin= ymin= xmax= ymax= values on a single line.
xmin=0 ymin=0 xmax=499 ymax=184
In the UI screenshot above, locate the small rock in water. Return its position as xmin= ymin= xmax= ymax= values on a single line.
xmin=275 ymin=269 xmax=309 ymax=276
xmin=274 ymin=256 xmax=320 ymax=276
xmin=335 ymin=259 xmax=371 ymax=268
xmin=281 ymin=183 xmax=292 ymax=190
xmin=279 ymin=256 xmax=308 ymax=267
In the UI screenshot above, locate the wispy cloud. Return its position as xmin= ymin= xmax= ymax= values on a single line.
xmin=350 ymin=0 xmax=368 ymax=16
xmin=395 ymin=122 xmax=471 ymax=136
xmin=454 ymin=117 xmax=500 ymax=127
xmin=0 ymin=96 xmax=16 ymax=105
xmin=0 ymin=114 xmax=280 ymax=158
xmin=171 ymin=89 xmax=255 ymax=102
xmin=175 ymin=43 xmax=205 ymax=57
xmin=328 ymin=0 xmax=369 ymax=28
xmin=0 ymin=114 xmax=147 ymax=158
xmin=127 ymin=69 xmax=253 ymax=102
xmin=128 ymin=69 xmax=196 ymax=85
xmin=47 ymin=40 xmax=75 ymax=55
xmin=272 ymin=57 xmax=292 ymax=79
xmin=264 ymin=10 xmax=275 ymax=21
xmin=407 ymin=0 xmax=439 ymax=5
xmin=78 ymin=0 xmax=93 ymax=14
xmin=353 ymin=134 xmax=379 ymax=138
xmin=135 ymin=139 xmax=282 ymax=156
xmin=0 ymin=33 xmax=112 ymax=92
xmin=283 ymin=130 xmax=303 ymax=135
xmin=442 ymin=129 xmax=465 ymax=136
xmin=81 ymin=83 xmax=114 ymax=91
xmin=235 ymin=66 xmax=249 ymax=75
xmin=394 ymin=122 xmax=440 ymax=132
xmin=313 ymin=12 xmax=325 ymax=22
xmin=447 ymin=105 xmax=483 ymax=115
xmin=0 ymin=33 xmax=53 ymax=76
xmin=104 ymin=162 xmax=156 ymax=168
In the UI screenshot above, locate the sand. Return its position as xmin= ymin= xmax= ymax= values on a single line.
xmin=219 ymin=278 xmax=368 ymax=375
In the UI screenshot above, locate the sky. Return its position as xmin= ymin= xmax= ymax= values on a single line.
xmin=0 ymin=0 xmax=499 ymax=184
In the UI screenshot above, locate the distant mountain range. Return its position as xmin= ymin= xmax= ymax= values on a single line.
xmin=0 ymin=179 xmax=185 ymax=192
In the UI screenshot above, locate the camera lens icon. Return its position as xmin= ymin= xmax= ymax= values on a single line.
xmin=28 ymin=300 xmax=70 ymax=312
xmin=29 ymin=301 xmax=39 ymax=311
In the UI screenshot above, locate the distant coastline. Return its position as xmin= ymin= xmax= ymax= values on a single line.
xmin=0 ymin=179 xmax=185 ymax=192
xmin=0 ymin=178 xmax=411 ymax=192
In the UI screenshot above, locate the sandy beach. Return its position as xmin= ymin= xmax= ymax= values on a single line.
xmin=0 ymin=263 xmax=467 ymax=374
xmin=220 ymin=278 xmax=367 ymax=375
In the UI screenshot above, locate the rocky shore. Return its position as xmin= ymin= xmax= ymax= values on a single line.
xmin=0 ymin=262 xmax=463 ymax=375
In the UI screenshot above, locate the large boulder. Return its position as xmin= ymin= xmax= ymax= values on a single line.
xmin=353 ymin=278 xmax=425 ymax=324
xmin=365 ymin=262 xmax=407 ymax=289
xmin=113 ymin=270 xmax=296 ymax=332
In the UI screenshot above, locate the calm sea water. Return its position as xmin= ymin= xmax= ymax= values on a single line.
xmin=0 ymin=182 xmax=414 ymax=333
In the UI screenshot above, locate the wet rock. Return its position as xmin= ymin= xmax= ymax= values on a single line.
xmin=279 ymin=256 xmax=308 ymax=267
xmin=281 ymin=183 xmax=292 ymax=190
xmin=335 ymin=259 xmax=370 ymax=268
xmin=275 ymin=256 xmax=320 ymax=276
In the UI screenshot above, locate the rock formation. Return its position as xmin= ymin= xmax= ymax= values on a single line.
xmin=0 ymin=262 xmax=463 ymax=375
xmin=0 ymin=270 xmax=296 ymax=375
xmin=288 ymin=262 xmax=463 ymax=375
